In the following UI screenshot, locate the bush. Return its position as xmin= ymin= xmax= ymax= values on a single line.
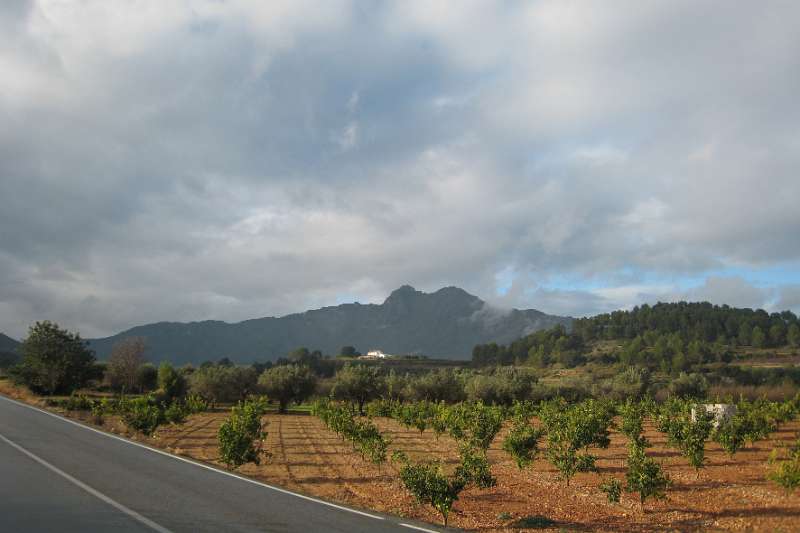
xmin=119 ymin=396 xmax=164 ymax=435
xmin=600 ymin=478 xmax=622 ymax=503
xmin=768 ymin=437 xmax=800 ymax=493
xmin=218 ymin=400 xmax=267 ymax=468
xmin=669 ymin=372 xmax=709 ymax=399
xmin=184 ymin=393 xmax=210 ymax=414
xmin=163 ymin=402 xmax=188 ymax=425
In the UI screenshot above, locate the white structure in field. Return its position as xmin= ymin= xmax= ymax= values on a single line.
xmin=358 ymin=350 xmax=392 ymax=360
xmin=691 ymin=403 xmax=737 ymax=428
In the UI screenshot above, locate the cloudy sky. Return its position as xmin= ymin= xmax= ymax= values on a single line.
xmin=1 ymin=1 xmax=799 ymax=339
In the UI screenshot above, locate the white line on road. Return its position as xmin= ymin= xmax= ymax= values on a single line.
xmin=400 ymin=523 xmax=441 ymax=533
xmin=0 ymin=431 xmax=173 ymax=533
xmin=0 ymin=394 xmax=386 ymax=521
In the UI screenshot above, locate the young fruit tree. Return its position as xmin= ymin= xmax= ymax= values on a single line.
xmin=396 ymin=459 xmax=465 ymax=527
xmin=626 ymin=438 xmax=670 ymax=509
xmin=218 ymin=400 xmax=267 ymax=469
xmin=502 ymin=415 xmax=544 ymax=470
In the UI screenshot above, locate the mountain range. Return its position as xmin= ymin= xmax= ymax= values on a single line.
xmin=82 ymin=285 xmax=571 ymax=365
xmin=0 ymin=333 xmax=19 ymax=353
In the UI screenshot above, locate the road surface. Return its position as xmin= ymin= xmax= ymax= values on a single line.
xmin=0 ymin=395 xmax=446 ymax=533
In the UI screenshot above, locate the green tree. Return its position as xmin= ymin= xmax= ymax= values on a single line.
xmin=338 ymin=346 xmax=360 ymax=358
xmin=136 ymin=363 xmax=158 ymax=392
xmin=188 ymin=365 xmax=257 ymax=404
xmin=158 ymin=362 xmax=187 ymax=401
xmin=769 ymin=324 xmax=787 ymax=347
xmin=332 ymin=364 xmax=385 ymax=414
xmin=14 ymin=321 xmax=95 ymax=395
xmin=788 ymin=324 xmax=800 ymax=347
xmin=258 ymin=365 xmax=317 ymax=413
xmin=752 ymin=326 xmax=766 ymax=348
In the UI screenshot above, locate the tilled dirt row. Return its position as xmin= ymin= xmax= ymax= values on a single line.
xmin=151 ymin=413 xmax=800 ymax=531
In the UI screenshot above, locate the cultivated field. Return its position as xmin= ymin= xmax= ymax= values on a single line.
xmin=2 ymin=377 xmax=799 ymax=531
xmin=155 ymin=413 xmax=800 ymax=531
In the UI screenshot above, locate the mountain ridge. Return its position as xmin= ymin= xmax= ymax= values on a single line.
xmin=86 ymin=285 xmax=571 ymax=364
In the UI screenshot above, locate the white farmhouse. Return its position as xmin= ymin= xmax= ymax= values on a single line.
xmin=358 ymin=349 xmax=392 ymax=360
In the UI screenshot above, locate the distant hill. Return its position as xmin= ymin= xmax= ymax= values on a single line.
xmin=0 ymin=333 xmax=20 ymax=353
xmin=88 ymin=285 xmax=571 ymax=364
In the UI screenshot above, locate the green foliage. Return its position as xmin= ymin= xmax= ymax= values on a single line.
xmin=163 ymin=401 xmax=188 ymax=425
xmin=188 ymin=365 xmax=258 ymax=405
xmin=768 ymin=436 xmax=800 ymax=493
xmin=312 ymin=399 xmax=389 ymax=466
xmin=464 ymin=367 xmax=537 ymax=405
xmin=331 ymin=364 xmax=385 ymax=414
xmin=366 ymin=398 xmax=397 ymax=418
xmin=600 ymin=478 xmax=622 ymax=503
xmin=158 ymin=362 xmax=187 ymax=401
xmin=258 ymin=365 xmax=316 ymax=413
xmin=14 ymin=321 xmax=96 ymax=395
xmin=184 ymin=393 xmax=210 ymax=414
xmin=656 ymin=399 xmax=713 ymax=473
xmin=397 ymin=460 xmax=464 ymax=527
xmin=626 ymin=438 xmax=670 ymax=507
xmin=136 ymin=364 xmax=158 ymax=392
xmin=472 ymin=324 xmax=583 ymax=367
xmin=445 ymin=401 xmax=504 ymax=451
xmin=502 ymin=416 xmax=544 ymax=469
xmin=574 ymin=302 xmax=797 ymax=349
xmin=713 ymin=413 xmax=748 ymax=456
xmin=119 ymin=396 xmax=164 ymax=435
xmin=404 ymin=369 xmax=465 ymax=403
xmin=669 ymin=372 xmax=708 ymax=399
xmin=618 ymin=399 xmax=647 ymax=443
xmin=455 ymin=446 xmax=496 ymax=489
xmin=217 ymin=399 xmax=267 ymax=468
xmin=539 ymin=399 xmax=614 ymax=485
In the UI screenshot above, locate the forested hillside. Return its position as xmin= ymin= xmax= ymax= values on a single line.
xmin=473 ymin=302 xmax=800 ymax=370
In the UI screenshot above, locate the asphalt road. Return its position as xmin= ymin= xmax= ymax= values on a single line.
xmin=0 ymin=395 xmax=446 ymax=533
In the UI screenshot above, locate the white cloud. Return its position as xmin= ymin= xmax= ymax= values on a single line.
xmin=1 ymin=1 xmax=799 ymax=337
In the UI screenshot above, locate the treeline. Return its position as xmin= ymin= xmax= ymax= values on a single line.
xmin=472 ymin=325 xmax=585 ymax=367
xmin=473 ymin=302 xmax=800 ymax=368
xmin=574 ymin=301 xmax=800 ymax=346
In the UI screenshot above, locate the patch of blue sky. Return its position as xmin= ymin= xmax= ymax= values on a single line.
xmin=497 ymin=262 xmax=800 ymax=296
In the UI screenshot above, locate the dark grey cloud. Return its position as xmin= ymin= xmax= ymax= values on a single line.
xmin=1 ymin=1 xmax=800 ymax=338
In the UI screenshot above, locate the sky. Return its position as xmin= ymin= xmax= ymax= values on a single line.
xmin=1 ymin=0 xmax=799 ymax=339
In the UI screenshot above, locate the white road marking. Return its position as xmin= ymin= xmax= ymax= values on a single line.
xmin=0 ymin=431 xmax=173 ymax=533
xmin=400 ymin=523 xmax=441 ymax=533
xmin=0 ymin=395 xmax=386 ymax=521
